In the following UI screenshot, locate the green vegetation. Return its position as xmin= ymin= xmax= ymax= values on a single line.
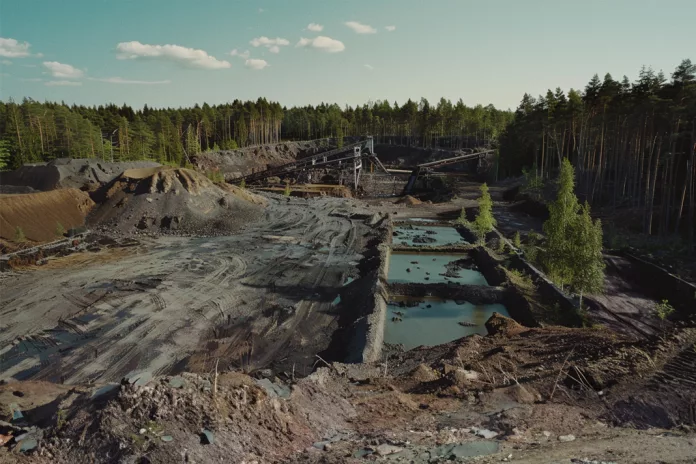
xmin=543 ymin=159 xmax=582 ymax=288
xmin=239 ymin=178 xmax=246 ymax=189
xmin=496 ymin=238 xmax=506 ymax=254
xmin=512 ymin=231 xmax=522 ymax=248
xmin=504 ymin=267 xmax=536 ymax=293
xmin=521 ymin=164 xmax=544 ymax=200
xmin=0 ymin=98 xmax=511 ymax=170
xmin=336 ymin=125 xmax=344 ymax=149
xmin=56 ymin=409 xmax=66 ymax=430
xmin=542 ymin=159 xmax=605 ymax=308
xmin=206 ymin=170 xmax=225 ymax=183
xmin=471 ymin=183 xmax=496 ymax=243
xmin=283 ymin=182 xmax=291 ymax=197
xmin=654 ymin=299 xmax=675 ymax=332
xmin=55 ymin=222 xmax=65 ymax=238
xmin=455 ymin=207 xmax=468 ymax=226
xmin=14 ymin=226 xmax=26 ymax=243
xmin=500 ymin=59 xmax=696 ymax=249
xmin=0 ymin=139 xmax=11 ymax=171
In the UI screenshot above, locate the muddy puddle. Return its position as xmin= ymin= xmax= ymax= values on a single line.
xmin=392 ymin=225 xmax=467 ymax=247
xmin=388 ymin=252 xmax=488 ymax=285
xmin=385 ymin=298 xmax=509 ymax=350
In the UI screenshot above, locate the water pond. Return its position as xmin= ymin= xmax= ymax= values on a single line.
xmin=393 ymin=226 xmax=467 ymax=248
xmin=385 ymin=299 xmax=509 ymax=350
xmin=387 ymin=252 xmax=488 ymax=285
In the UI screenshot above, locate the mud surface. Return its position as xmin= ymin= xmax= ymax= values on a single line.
xmin=0 ymin=195 xmax=379 ymax=384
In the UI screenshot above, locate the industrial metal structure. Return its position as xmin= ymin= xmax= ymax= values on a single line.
xmin=402 ymin=149 xmax=494 ymax=194
xmin=231 ymin=137 xmax=387 ymax=189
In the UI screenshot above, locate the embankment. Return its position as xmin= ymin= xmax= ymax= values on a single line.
xmin=0 ymin=189 xmax=94 ymax=242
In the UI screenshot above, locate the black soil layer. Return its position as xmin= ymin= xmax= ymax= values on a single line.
xmin=88 ymin=167 xmax=264 ymax=235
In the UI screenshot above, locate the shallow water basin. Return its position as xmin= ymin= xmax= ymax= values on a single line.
xmin=385 ymin=298 xmax=509 ymax=350
xmin=387 ymin=252 xmax=488 ymax=285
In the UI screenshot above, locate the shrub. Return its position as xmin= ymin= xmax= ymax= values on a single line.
xmin=512 ymin=231 xmax=521 ymax=248
xmin=239 ymin=178 xmax=246 ymax=189
xmin=455 ymin=207 xmax=469 ymax=226
xmin=654 ymin=300 xmax=675 ymax=323
xmin=472 ymin=183 xmax=496 ymax=243
xmin=14 ymin=226 xmax=26 ymax=243
xmin=283 ymin=182 xmax=291 ymax=197
xmin=56 ymin=222 xmax=66 ymax=238
xmin=206 ymin=170 xmax=225 ymax=183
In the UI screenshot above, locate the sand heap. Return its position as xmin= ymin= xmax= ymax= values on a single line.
xmin=88 ymin=167 xmax=265 ymax=235
xmin=0 ymin=189 xmax=94 ymax=243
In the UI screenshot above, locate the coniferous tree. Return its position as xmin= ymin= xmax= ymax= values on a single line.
xmin=473 ymin=183 xmax=496 ymax=242
xmin=543 ymin=159 xmax=580 ymax=288
xmin=568 ymin=202 xmax=605 ymax=307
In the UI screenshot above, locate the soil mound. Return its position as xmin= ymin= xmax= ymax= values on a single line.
xmin=0 ymin=189 xmax=94 ymax=243
xmin=0 ymin=159 xmax=160 ymax=192
xmin=88 ymin=167 xmax=264 ymax=235
xmin=396 ymin=195 xmax=422 ymax=205
xmin=3 ymin=370 xmax=354 ymax=463
xmin=485 ymin=312 xmax=526 ymax=336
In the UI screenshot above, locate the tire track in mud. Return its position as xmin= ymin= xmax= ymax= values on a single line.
xmin=1 ymin=196 xmax=374 ymax=383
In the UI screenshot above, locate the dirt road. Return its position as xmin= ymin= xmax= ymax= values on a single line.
xmin=0 ymin=195 xmax=378 ymax=384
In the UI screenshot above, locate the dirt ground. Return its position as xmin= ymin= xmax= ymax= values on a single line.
xmin=2 ymin=316 xmax=696 ymax=463
xmin=0 ymin=189 xmax=94 ymax=242
xmin=2 ymin=164 xmax=696 ymax=463
xmin=0 ymin=194 xmax=382 ymax=385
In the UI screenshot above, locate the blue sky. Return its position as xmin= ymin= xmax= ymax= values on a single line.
xmin=1 ymin=0 xmax=694 ymax=110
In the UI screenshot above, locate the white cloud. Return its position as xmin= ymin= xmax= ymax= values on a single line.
xmin=1 ymin=60 xmax=11 ymax=65
xmin=230 ymin=49 xmax=250 ymax=59
xmin=345 ymin=21 xmax=377 ymax=34
xmin=0 ymin=37 xmax=32 ymax=58
xmin=116 ymin=41 xmax=231 ymax=70
xmin=258 ymin=8 xmax=265 ymax=13
xmin=364 ymin=64 xmax=374 ymax=70
xmin=89 ymin=77 xmax=172 ymax=85
xmin=45 ymin=80 xmax=82 ymax=87
xmin=250 ymin=36 xmax=289 ymax=53
xmin=296 ymin=36 xmax=345 ymax=53
xmin=43 ymin=61 xmax=84 ymax=79
xmin=307 ymin=23 xmax=324 ymax=32
xmin=385 ymin=25 xmax=396 ymax=32
xmin=245 ymin=59 xmax=269 ymax=70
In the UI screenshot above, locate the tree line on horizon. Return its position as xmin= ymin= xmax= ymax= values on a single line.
xmin=0 ymin=97 xmax=512 ymax=170
xmin=499 ymin=58 xmax=696 ymax=244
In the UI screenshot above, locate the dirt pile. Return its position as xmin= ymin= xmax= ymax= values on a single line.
xmin=0 ymin=189 xmax=94 ymax=242
xmin=0 ymin=159 xmax=160 ymax=192
xmin=0 ymin=371 xmax=354 ymax=463
xmin=396 ymin=195 xmax=422 ymax=206
xmin=88 ymin=167 xmax=265 ymax=235
xmin=194 ymin=140 xmax=334 ymax=178
xmin=5 ymin=323 xmax=696 ymax=463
